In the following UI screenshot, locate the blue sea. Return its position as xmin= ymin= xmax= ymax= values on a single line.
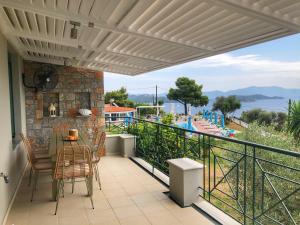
xmin=163 ymin=98 xmax=292 ymax=118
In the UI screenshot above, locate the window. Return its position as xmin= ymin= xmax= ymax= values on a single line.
xmin=111 ymin=113 xmax=117 ymax=121
xmin=8 ymin=53 xmax=15 ymax=138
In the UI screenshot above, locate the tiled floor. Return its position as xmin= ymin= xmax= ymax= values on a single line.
xmin=6 ymin=156 xmax=216 ymax=225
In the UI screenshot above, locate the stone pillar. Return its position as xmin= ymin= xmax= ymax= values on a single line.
xmin=167 ymin=158 xmax=204 ymax=207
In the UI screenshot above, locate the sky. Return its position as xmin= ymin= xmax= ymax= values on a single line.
xmin=104 ymin=33 xmax=300 ymax=94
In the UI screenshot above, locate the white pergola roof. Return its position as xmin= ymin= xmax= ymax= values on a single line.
xmin=0 ymin=0 xmax=299 ymax=75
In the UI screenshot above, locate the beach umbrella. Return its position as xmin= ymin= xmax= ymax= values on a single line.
xmin=202 ymin=109 xmax=205 ymax=118
xmin=187 ymin=116 xmax=192 ymax=130
xmin=156 ymin=116 xmax=160 ymax=122
xmin=209 ymin=112 xmax=213 ymax=122
xmin=221 ymin=114 xmax=225 ymax=128
xmin=214 ymin=112 xmax=218 ymax=125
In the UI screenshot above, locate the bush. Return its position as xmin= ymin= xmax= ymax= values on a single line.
xmin=288 ymin=101 xmax=300 ymax=141
xmin=161 ymin=113 xmax=174 ymax=125
xmin=241 ymin=109 xmax=287 ymax=131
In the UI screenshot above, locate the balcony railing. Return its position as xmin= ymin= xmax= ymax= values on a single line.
xmin=105 ymin=117 xmax=300 ymax=225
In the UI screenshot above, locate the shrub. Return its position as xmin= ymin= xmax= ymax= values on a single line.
xmin=161 ymin=113 xmax=174 ymax=125
xmin=241 ymin=109 xmax=287 ymax=131
xmin=288 ymin=101 xmax=300 ymax=142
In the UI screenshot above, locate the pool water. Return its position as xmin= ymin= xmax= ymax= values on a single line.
xmin=176 ymin=122 xmax=196 ymax=131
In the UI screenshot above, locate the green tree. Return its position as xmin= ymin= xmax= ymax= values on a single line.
xmin=257 ymin=111 xmax=273 ymax=125
xmin=241 ymin=109 xmax=287 ymax=131
xmin=240 ymin=108 xmax=263 ymax=123
xmin=105 ymin=87 xmax=134 ymax=107
xmin=212 ymin=95 xmax=241 ymax=120
xmin=158 ymin=99 xmax=164 ymax=106
xmin=161 ymin=113 xmax=174 ymax=125
xmin=275 ymin=112 xmax=287 ymax=131
xmin=167 ymin=77 xmax=208 ymax=115
xmin=288 ymin=101 xmax=300 ymax=141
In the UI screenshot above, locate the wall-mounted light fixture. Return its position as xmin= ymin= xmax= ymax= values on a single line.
xmin=0 ymin=172 xmax=9 ymax=183
xmin=70 ymin=21 xmax=81 ymax=39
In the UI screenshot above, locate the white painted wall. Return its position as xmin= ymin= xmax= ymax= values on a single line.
xmin=0 ymin=31 xmax=27 ymax=224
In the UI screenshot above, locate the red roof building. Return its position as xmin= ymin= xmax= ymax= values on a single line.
xmin=104 ymin=104 xmax=136 ymax=122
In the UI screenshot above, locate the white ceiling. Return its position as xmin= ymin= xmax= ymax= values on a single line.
xmin=0 ymin=0 xmax=299 ymax=75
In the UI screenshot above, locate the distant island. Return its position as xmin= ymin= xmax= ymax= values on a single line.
xmin=128 ymin=93 xmax=283 ymax=103
xmin=234 ymin=94 xmax=283 ymax=102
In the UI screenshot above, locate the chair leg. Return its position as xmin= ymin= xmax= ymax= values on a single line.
xmin=95 ymin=164 xmax=101 ymax=190
xmin=94 ymin=165 xmax=97 ymax=182
xmin=71 ymin=178 xmax=75 ymax=194
xmin=54 ymin=180 xmax=63 ymax=215
xmin=62 ymin=180 xmax=65 ymax=197
xmin=85 ymin=178 xmax=94 ymax=209
xmin=30 ymin=171 xmax=39 ymax=202
xmin=85 ymin=177 xmax=90 ymax=196
xmin=28 ymin=167 xmax=32 ymax=186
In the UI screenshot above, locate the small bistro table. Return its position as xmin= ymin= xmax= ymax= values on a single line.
xmin=49 ymin=132 xmax=93 ymax=200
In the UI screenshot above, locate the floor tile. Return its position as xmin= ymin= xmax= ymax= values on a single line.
xmin=59 ymin=215 xmax=90 ymax=225
xmin=113 ymin=205 xmax=143 ymax=220
xmin=107 ymin=196 xmax=135 ymax=208
xmin=119 ymin=215 xmax=151 ymax=225
xmin=145 ymin=211 xmax=182 ymax=225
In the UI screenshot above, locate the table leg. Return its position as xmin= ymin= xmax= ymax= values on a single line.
xmin=52 ymin=161 xmax=57 ymax=201
xmin=88 ymin=176 xmax=93 ymax=196
xmin=52 ymin=179 xmax=57 ymax=201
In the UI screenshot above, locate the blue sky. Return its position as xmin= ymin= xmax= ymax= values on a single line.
xmin=104 ymin=33 xmax=300 ymax=94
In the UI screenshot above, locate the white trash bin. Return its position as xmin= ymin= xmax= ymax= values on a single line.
xmin=167 ymin=158 xmax=204 ymax=207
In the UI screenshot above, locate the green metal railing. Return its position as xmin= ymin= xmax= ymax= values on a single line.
xmin=105 ymin=117 xmax=300 ymax=225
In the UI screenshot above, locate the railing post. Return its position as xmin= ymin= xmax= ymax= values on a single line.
xmin=176 ymin=129 xmax=179 ymax=158
xmin=252 ymin=147 xmax=256 ymax=224
xmin=154 ymin=123 xmax=159 ymax=175
xmin=198 ymin=134 xmax=201 ymax=159
xmin=208 ymin=136 xmax=211 ymax=202
xmin=243 ymin=145 xmax=247 ymax=225
xmin=203 ymin=134 xmax=206 ymax=199
xmin=183 ymin=130 xmax=187 ymax=157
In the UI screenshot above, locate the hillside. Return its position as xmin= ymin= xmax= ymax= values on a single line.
xmin=128 ymin=86 xmax=299 ymax=103
xmin=128 ymin=93 xmax=284 ymax=103
xmin=205 ymin=86 xmax=300 ymax=99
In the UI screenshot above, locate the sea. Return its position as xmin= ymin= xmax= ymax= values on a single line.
xmin=163 ymin=98 xmax=292 ymax=118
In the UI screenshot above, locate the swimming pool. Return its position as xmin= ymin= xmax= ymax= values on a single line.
xmin=176 ymin=122 xmax=196 ymax=131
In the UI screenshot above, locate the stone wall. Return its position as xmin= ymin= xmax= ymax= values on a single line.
xmin=24 ymin=61 xmax=105 ymax=147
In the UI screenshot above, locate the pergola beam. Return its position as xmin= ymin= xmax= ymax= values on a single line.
xmin=15 ymin=34 xmax=171 ymax=66
xmin=0 ymin=0 xmax=212 ymax=52
xmin=23 ymin=47 xmax=154 ymax=70
xmin=212 ymin=0 xmax=300 ymax=32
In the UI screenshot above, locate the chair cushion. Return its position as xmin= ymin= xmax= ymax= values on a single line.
xmin=34 ymin=161 xmax=53 ymax=170
xmin=54 ymin=164 xmax=91 ymax=179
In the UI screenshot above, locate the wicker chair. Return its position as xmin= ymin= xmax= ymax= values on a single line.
xmin=20 ymin=133 xmax=53 ymax=201
xmin=20 ymin=133 xmax=52 ymax=186
xmin=92 ymin=132 xmax=106 ymax=190
xmin=54 ymin=145 xmax=94 ymax=215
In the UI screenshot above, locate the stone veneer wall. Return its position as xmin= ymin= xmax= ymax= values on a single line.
xmin=24 ymin=61 xmax=105 ymax=147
